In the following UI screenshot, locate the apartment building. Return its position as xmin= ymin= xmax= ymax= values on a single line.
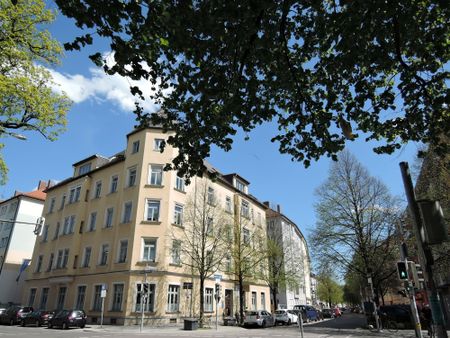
xmin=265 ymin=204 xmax=312 ymax=310
xmin=24 ymin=126 xmax=269 ymax=325
xmin=0 ymin=181 xmax=48 ymax=305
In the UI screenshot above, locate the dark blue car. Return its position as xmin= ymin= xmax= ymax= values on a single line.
xmin=293 ymin=305 xmax=319 ymax=322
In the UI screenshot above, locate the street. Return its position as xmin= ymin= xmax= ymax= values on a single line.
xmin=0 ymin=313 xmax=438 ymax=338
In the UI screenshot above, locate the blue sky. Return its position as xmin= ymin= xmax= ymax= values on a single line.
xmin=1 ymin=3 xmax=422 ymax=242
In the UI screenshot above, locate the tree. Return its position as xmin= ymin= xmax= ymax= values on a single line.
xmin=232 ymin=206 xmax=266 ymax=324
xmin=262 ymin=230 xmax=305 ymax=312
xmin=316 ymin=270 xmax=343 ymax=308
xmin=172 ymin=179 xmax=231 ymax=327
xmin=310 ymin=150 xmax=401 ymax=297
xmin=54 ymin=0 xmax=448 ymax=181
xmin=0 ymin=0 xmax=71 ymax=184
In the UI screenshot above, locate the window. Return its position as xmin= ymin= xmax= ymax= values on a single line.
xmin=225 ymin=196 xmax=233 ymax=213
xmin=88 ymin=212 xmax=97 ymax=231
xmin=154 ymin=138 xmax=164 ymax=151
xmin=69 ymin=186 xmax=81 ymax=204
xmin=167 ymin=285 xmax=180 ymax=312
xmin=149 ymin=165 xmax=163 ymax=186
xmin=132 ymin=140 xmax=140 ymax=153
xmin=40 ymin=288 xmax=49 ymax=309
xmin=241 ymin=200 xmax=250 ymax=218
xmin=204 ymin=288 xmax=213 ymax=312
xmin=62 ymin=249 xmax=69 ymax=268
xmin=206 ymin=217 xmax=213 ymax=235
xmin=261 ymin=292 xmax=266 ymax=310
xmin=47 ymin=253 xmax=54 ymax=271
xmin=42 ymin=225 xmax=49 ymax=242
xmin=207 ymin=187 xmax=215 ymax=205
xmin=35 ymin=255 xmax=43 ymax=272
xmin=111 ymin=284 xmax=124 ymax=311
xmin=94 ymin=181 xmax=102 ymax=198
xmin=75 ymin=285 xmax=86 ymax=310
xmin=128 ymin=167 xmax=137 ymax=187
xmin=28 ymin=288 xmax=36 ymax=307
xmin=110 ymin=175 xmax=119 ymax=193
xmin=251 ymin=291 xmax=257 ymax=310
xmin=225 ymin=254 xmax=232 ymax=272
xmin=142 ymin=238 xmax=156 ymax=262
xmin=56 ymin=287 xmax=67 ymax=310
xmin=236 ymin=179 xmax=246 ymax=192
xmin=56 ymin=250 xmax=63 ymax=269
xmin=122 ymin=202 xmax=132 ymax=223
xmin=171 ymin=240 xmax=181 ymax=265
xmin=82 ymin=247 xmax=91 ymax=267
xmin=59 ymin=194 xmax=66 ymax=210
xmin=79 ymin=163 xmax=91 ymax=175
xmin=63 ymin=215 xmax=76 ymax=235
xmin=145 ymin=200 xmax=160 ymax=222
xmin=92 ymin=285 xmax=102 ymax=311
xmin=118 ymin=240 xmax=128 ymax=263
xmin=175 ymin=176 xmax=185 ymax=191
xmin=173 ymin=204 xmax=183 ymax=226
xmin=49 ymin=198 xmax=56 ymax=213
xmin=243 ymin=228 xmax=250 ymax=244
xmin=105 ymin=207 xmax=114 ymax=228
xmin=53 ymin=222 xmax=60 ymax=239
xmin=99 ymin=244 xmax=109 ymax=265
xmin=135 ymin=283 xmax=155 ymax=312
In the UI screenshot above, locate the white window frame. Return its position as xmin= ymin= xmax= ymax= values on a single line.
xmin=94 ymin=181 xmax=102 ymax=198
xmin=167 ymin=285 xmax=180 ymax=312
xmin=92 ymin=284 xmax=102 ymax=311
xmin=82 ymin=247 xmax=92 ymax=268
xmin=148 ymin=164 xmax=163 ymax=186
xmin=75 ymin=285 xmax=87 ymax=310
xmin=145 ymin=199 xmax=160 ymax=222
xmin=225 ymin=196 xmax=233 ymax=213
xmin=49 ymin=197 xmax=56 ymax=213
xmin=99 ymin=244 xmax=109 ymax=266
xmin=251 ymin=291 xmax=257 ymax=310
xmin=204 ymin=287 xmax=213 ymax=312
xmin=154 ymin=138 xmax=164 ymax=151
xmin=128 ymin=166 xmax=137 ymax=187
xmin=142 ymin=238 xmax=157 ymax=262
xmin=110 ymin=175 xmax=119 ymax=193
xmin=241 ymin=200 xmax=250 ymax=218
xmin=105 ymin=207 xmax=114 ymax=228
xmin=132 ymin=140 xmax=140 ymax=153
xmin=175 ymin=175 xmax=185 ymax=191
xmin=89 ymin=212 xmax=97 ymax=231
xmin=35 ymin=255 xmax=43 ymax=272
xmin=111 ymin=283 xmax=124 ymax=311
xmin=207 ymin=187 xmax=216 ymax=205
xmin=171 ymin=240 xmax=181 ymax=265
xmin=68 ymin=185 xmax=81 ymax=204
xmin=118 ymin=239 xmax=128 ymax=263
xmin=173 ymin=203 xmax=183 ymax=226
xmin=135 ymin=283 xmax=155 ymax=312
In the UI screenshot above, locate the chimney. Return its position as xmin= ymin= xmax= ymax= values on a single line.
xmin=277 ymin=204 xmax=281 ymax=213
xmin=38 ymin=180 xmax=48 ymax=191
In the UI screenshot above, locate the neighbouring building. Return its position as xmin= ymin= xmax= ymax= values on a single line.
xmin=265 ymin=203 xmax=311 ymax=310
xmin=24 ymin=126 xmax=270 ymax=325
xmin=0 ymin=181 xmax=48 ymax=305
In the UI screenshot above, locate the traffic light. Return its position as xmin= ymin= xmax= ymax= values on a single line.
xmin=397 ymin=261 xmax=408 ymax=280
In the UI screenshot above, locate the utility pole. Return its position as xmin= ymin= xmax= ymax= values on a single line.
xmin=399 ymin=162 xmax=448 ymax=338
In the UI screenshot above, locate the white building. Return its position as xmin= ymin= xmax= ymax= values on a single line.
xmin=0 ymin=181 xmax=48 ymax=305
xmin=265 ymin=203 xmax=312 ymax=310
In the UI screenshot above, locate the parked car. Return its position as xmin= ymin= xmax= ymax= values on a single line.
xmin=293 ymin=305 xmax=319 ymax=322
xmin=275 ymin=309 xmax=298 ymax=325
xmin=289 ymin=308 xmax=307 ymax=322
xmin=0 ymin=306 xmax=33 ymax=325
xmin=21 ymin=310 xmax=55 ymax=327
xmin=47 ymin=309 xmax=86 ymax=329
xmin=321 ymin=308 xmax=333 ymax=318
xmin=379 ymin=305 xmax=413 ymax=329
xmin=243 ymin=310 xmax=275 ymax=328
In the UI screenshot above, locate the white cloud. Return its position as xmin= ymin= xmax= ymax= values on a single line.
xmin=48 ymin=62 xmax=163 ymax=113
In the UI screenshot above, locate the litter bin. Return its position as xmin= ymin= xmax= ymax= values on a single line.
xmin=184 ymin=318 xmax=198 ymax=330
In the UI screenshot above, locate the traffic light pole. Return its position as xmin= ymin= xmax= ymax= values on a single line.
xmin=400 ymin=162 xmax=448 ymax=338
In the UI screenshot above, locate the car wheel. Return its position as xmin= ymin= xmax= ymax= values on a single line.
xmin=262 ymin=320 xmax=266 ymax=328
xmin=48 ymin=322 xmax=52 ymax=329
xmin=288 ymin=319 xmax=291 ymax=325
xmin=21 ymin=320 xmax=25 ymax=327
xmin=80 ymin=323 xmax=85 ymax=329
xmin=62 ymin=322 xmax=68 ymax=330
xmin=36 ymin=320 xmax=40 ymax=327
xmin=10 ymin=319 xmax=14 ymax=326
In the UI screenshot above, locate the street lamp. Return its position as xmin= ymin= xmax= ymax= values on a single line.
xmin=140 ymin=265 xmax=156 ymax=332
xmin=0 ymin=128 xmax=27 ymax=140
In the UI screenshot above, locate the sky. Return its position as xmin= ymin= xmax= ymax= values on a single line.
xmin=1 ymin=3 xmax=423 ymax=248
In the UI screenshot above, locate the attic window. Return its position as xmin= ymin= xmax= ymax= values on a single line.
xmin=235 ymin=179 xmax=246 ymax=193
xmin=79 ymin=163 xmax=91 ymax=175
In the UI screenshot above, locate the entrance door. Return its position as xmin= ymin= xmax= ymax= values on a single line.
xmin=224 ymin=289 xmax=233 ymax=317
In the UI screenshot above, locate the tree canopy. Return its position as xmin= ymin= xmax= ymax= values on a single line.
xmin=0 ymin=0 xmax=71 ymax=184
xmin=55 ymin=0 xmax=449 ymax=180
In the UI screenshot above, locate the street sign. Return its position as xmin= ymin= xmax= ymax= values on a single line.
xmin=100 ymin=290 xmax=107 ymax=298
xmin=214 ymin=274 xmax=222 ymax=283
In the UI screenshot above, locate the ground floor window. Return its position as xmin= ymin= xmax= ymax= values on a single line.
xmin=56 ymin=287 xmax=67 ymax=310
xmin=261 ymin=292 xmax=266 ymax=310
xmin=204 ymin=287 xmax=213 ymax=312
xmin=28 ymin=288 xmax=36 ymax=307
xmin=40 ymin=288 xmax=49 ymax=310
xmin=111 ymin=284 xmax=124 ymax=311
xmin=76 ymin=285 xmax=86 ymax=310
xmin=251 ymin=291 xmax=257 ymax=310
xmin=135 ymin=283 xmax=155 ymax=312
xmin=93 ymin=285 xmax=102 ymax=311
xmin=167 ymin=285 xmax=180 ymax=312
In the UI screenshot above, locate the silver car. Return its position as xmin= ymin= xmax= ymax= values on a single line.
xmin=243 ymin=310 xmax=275 ymax=328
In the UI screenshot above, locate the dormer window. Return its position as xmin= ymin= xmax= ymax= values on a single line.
xmin=78 ymin=163 xmax=91 ymax=176
xmin=235 ymin=179 xmax=246 ymax=193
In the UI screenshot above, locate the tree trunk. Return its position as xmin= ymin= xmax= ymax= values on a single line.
xmin=199 ymin=276 xmax=205 ymax=327
xmin=271 ymin=286 xmax=278 ymax=313
xmin=239 ymin=274 xmax=245 ymax=325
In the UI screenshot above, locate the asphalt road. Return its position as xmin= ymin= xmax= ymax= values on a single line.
xmin=0 ymin=313 xmax=438 ymax=338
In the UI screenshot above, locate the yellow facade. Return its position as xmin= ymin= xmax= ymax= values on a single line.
xmin=24 ymin=127 xmax=270 ymax=325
